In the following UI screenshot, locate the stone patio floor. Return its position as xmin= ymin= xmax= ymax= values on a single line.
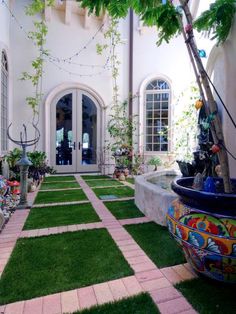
xmin=0 ymin=175 xmax=198 ymax=314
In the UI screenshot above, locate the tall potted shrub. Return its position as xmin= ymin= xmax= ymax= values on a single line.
xmin=77 ymin=0 xmax=236 ymax=282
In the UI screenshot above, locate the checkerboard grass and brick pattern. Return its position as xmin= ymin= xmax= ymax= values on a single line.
xmin=0 ymin=174 xmax=202 ymax=314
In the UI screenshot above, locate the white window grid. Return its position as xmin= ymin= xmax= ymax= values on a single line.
xmin=1 ymin=51 xmax=8 ymax=153
xmin=144 ymin=79 xmax=170 ymax=152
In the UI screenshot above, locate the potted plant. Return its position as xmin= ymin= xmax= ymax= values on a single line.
xmin=27 ymin=151 xmax=55 ymax=184
xmin=147 ymin=156 xmax=162 ymax=171
xmin=6 ymin=149 xmax=55 ymax=187
xmin=107 ymin=99 xmax=137 ymax=180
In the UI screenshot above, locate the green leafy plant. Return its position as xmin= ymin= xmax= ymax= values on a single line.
xmin=108 ymin=100 xmax=137 ymax=152
xmin=4 ymin=148 xmax=22 ymax=180
xmin=5 ymin=148 xmax=22 ymax=169
xmin=5 ymin=149 xmax=55 ymax=182
xmin=147 ymin=156 xmax=162 ymax=171
xmin=194 ymin=0 xmax=236 ymax=45
xmin=96 ymin=18 xmax=138 ymax=171
xmin=27 ymin=151 xmax=55 ymax=182
xmin=21 ymin=0 xmax=54 ymax=116
xmin=131 ymin=152 xmax=145 ymax=175
xmin=174 ymin=84 xmax=199 ymax=162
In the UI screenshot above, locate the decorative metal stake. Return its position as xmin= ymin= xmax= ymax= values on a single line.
xmin=7 ymin=123 xmax=40 ymax=209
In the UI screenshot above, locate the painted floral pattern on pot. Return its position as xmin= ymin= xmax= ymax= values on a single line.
xmin=166 ymin=198 xmax=236 ymax=283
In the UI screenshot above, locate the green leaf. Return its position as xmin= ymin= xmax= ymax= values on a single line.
xmin=194 ymin=0 xmax=236 ymax=45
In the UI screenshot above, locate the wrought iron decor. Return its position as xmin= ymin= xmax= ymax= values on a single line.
xmin=7 ymin=123 xmax=40 ymax=208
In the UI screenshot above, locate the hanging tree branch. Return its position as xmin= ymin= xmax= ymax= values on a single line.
xmin=77 ymin=0 xmax=236 ymax=192
xmin=179 ymin=0 xmax=232 ymax=192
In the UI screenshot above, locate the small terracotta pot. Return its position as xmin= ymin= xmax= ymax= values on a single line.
xmin=119 ymin=173 xmax=126 ymax=181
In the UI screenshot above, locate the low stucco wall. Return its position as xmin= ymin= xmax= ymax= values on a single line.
xmin=135 ymin=170 xmax=179 ymax=226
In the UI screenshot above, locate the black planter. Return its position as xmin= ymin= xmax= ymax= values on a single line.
xmin=166 ymin=177 xmax=236 ymax=283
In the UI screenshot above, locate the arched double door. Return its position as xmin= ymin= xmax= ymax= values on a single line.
xmin=50 ymin=89 xmax=101 ymax=173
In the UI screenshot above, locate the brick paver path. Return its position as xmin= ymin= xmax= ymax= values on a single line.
xmin=0 ymin=175 xmax=198 ymax=314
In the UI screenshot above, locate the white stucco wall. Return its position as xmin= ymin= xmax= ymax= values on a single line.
xmin=0 ymin=0 xmax=10 ymax=48
xmin=132 ymin=13 xmax=195 ymax=161
xmin=208 ymin=23 xmax=236 ymax=178
xmin=7 ymin=0 xmax=236 ymax=175
xmin=0 ymin=0 xmax=13 ymax=152
xmin=10 ymin=0 xmax=130 ymax=160
xmin=225 ymin=19 xmax=236 ymax=177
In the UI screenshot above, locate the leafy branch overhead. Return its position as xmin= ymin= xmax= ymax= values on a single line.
xmin=78 ymin=0 xmax=181 ymax=45
xmin=194 ymin=0 xmax=236 ymax=45
xmin=77 ymin=0 xmax=236 ymax=45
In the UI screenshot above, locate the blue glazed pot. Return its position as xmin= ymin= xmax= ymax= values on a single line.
xmin=166 ymin=177 xmax=236 ymax=283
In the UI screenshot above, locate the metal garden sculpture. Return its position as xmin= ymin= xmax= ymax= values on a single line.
xmin=7 ymin=123 xmax=40 ymax=208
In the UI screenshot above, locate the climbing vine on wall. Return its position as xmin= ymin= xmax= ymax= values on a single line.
xmin=174 ymin=84 xmax=199 ymax=162
xmin=97 ymin=18 xmax=138 ymax=170
xmin=20 ymin=0 xmax=54 ymax=119
xmin=96 ymin=19 xmax=122 ymax=106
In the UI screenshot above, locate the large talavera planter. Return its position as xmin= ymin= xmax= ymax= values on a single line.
xmin=166 ymin=177 xmax=236 ymax=283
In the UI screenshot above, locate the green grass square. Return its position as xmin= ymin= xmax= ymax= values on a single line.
xmin=23 ymin=203 xmax=100 ymax=230
xmin=105 ymin=200 xmax=144 ymax=219
xmin=75 ymin=293 xmax=160 ymax=314
xmin=125 ymin=177 xmax=135 ymax=184
xmin=43 ymin=176 xmax=76 ymax=183
xmin=0 ymin=229 xmax=134 ymax=304
xmin=81 ymin=175 xmax=110 ymax=180
xmin=93 ymin=186 xmax=134 ymax=199
xmin=175 ymin=278 xmax=236 ymax=314
xmin=40 ymin=181 xmax=80 ymax=190
xmin=86 ymin=179 xmax=123 ymax=188
xmin=125 ymin=222 xmax=185 ymax=268
xmin=34 ymin=189 xmax=87 ymax=204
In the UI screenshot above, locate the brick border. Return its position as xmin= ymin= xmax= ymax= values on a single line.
xmin=75 ymin=175 xmax=197 ymax=314
xmin=0 ymin=175 xmax=198 ymax=314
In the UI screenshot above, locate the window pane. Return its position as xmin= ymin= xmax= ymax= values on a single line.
xmin=153 ymin=111 xmax=160 ymax=118
xmin=154 ymin=94 xmax=161 ymax=101
xmin=56 ymin=94 xmax=73 ymax=166
xmin=161 ymin=144 xmax=168 ymax=151
xmin=162 ymin=102 xmax=168 ymax=110
xmin=146 ymin=119 xmax=153 ymax=127
xmin=146 ymin=135 xmax=152 ymax=143
xmin=162 ymin=119 xmax=168 ymax=127
xmin=146 ymin=82 xmax=155 ymax=90
xmin=145 ymin=78 xmax=170 ymax=152
xmin=82 ymin=94 xmax=97 ymax=165
xmin=146 ymin=94 xmax=153 ymax=101
xmin=162 ymin=93 xmax=169 ymax=100
xmin=153 ymin=136 xmax=160 ymax=143
xmin=153 ymin=144 xmax=160 ymax=151
xmin=146 ymin=102 xmax=153 ymax=110
xmin=162 ymin=110 xmax=168 ymax=118
xmin=146 ymin=144 xmax=153 ymax=151
xmin=146 ymin=111 xmax=152 ymax=119
xmin=154 ymin=102 xmax=160 ymax=110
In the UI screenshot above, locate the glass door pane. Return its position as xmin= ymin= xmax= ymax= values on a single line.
xmin=56 ymin=93 xmax=73 ymax=166
xmin=81 ymin=94 xmax=97 ymax=165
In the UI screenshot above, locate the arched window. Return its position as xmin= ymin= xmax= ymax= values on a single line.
xmin=1 ymin=51 xmax=8 ymax=152
xmin=145 ymin=79 xmax=170 ymax=152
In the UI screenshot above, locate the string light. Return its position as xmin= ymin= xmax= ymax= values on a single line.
xmin=1 ymin=0 xmax=111 ymax=75
xmin=47 ymin=58 xmax=110 ymax=77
